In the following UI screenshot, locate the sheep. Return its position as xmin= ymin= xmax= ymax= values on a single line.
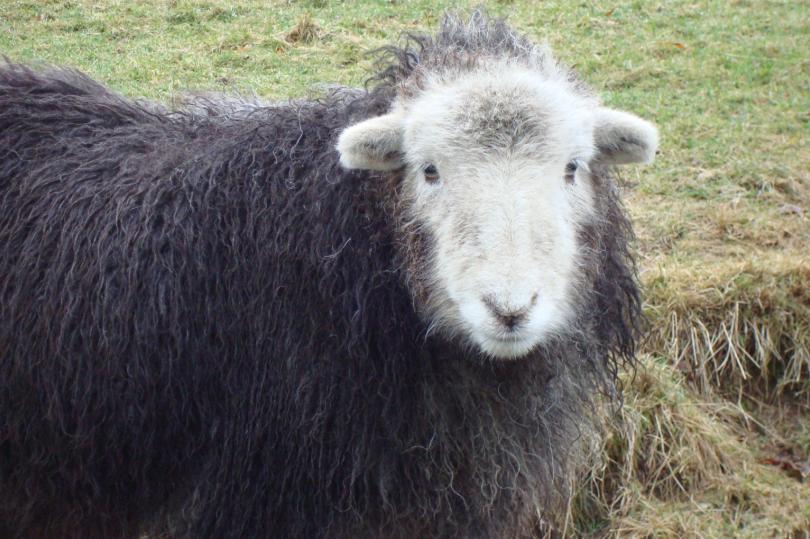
xmin=0 ymin=11 xmax=657 ymax=539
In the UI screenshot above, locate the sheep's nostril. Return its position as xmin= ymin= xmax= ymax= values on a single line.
xmin=482 ymin=295 xmax=534 ymax=330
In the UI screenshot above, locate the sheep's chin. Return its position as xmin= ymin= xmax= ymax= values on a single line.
xmin=474 ymin=334 xmax=540 ymax=360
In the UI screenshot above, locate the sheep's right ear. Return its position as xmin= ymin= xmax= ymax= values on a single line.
xmin=336 ymin=111 xmax=405 ymax=171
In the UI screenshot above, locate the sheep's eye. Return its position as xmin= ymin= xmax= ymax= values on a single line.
xmin=564 ymin=161 xmax=578 ymax=184
xmin=423 ymin=164 xmax=440 ymax=184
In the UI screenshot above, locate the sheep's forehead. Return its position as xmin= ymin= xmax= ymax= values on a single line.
xmin=403 ymin=68 xmax=594 ymax=162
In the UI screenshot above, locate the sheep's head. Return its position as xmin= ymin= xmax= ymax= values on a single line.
xmin=337 ymin=62 xmax=657 ymax=359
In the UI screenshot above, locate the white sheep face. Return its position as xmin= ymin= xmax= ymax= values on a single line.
xmin=337 ymin=65 xmax=658 ymax=359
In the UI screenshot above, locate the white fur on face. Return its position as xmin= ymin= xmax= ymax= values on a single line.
xmin=337 ymin=60 xmax=657 ymax=359
xmin=399 ymin=66 xmax=599 ymax=359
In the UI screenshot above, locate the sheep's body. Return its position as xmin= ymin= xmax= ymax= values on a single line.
xmin=0 ymin=14 xmax=646 ymax=539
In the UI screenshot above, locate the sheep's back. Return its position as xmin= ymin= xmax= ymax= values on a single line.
xmin=0 ymin=63 xmax=406 ymax=537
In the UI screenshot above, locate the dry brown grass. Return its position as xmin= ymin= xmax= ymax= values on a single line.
xmin=569 ymin=177 xmax=810 ymax=537
xmin=285 ymin=13 xmax=321 ymax=44
xmin=569 ymin=357 xmax=810 ymax=538
xmin=642 ymin=254 xmax=810 ymax=403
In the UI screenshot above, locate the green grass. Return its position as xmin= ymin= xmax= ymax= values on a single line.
xmin=2 ymin=1 xmax=807 ymax=254
xmin=2 ymin=1 xmax=807 ymax=194
xmin=2 ymin=0 xmax=809 ymax=536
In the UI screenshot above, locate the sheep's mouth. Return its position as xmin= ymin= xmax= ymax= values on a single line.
xmin=490 ymin=333 xmax=524 ymax=343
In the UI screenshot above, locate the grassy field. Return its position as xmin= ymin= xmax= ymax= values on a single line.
xmin=2 ymin=0 xmax=809 ymax=536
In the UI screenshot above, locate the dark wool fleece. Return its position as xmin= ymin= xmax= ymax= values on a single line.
xmin=0 ymin=13 xmax=641 ymax=539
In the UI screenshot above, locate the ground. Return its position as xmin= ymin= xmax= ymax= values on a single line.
xmin=1 ymin=0 xmax=808 ymax=536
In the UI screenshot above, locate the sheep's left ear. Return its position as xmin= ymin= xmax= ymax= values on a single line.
xmin=592 ymin=108 xmax=659 ymax=165
xmin=336 ymin=110 xmax=405 ymax=171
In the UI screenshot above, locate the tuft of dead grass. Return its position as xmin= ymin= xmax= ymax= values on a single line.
xmin=569 ymin=357 xmax=810 ymax=538
xmin=285 ymin=13 xmax=320 ymax=44
xmin=642 ymin=254 xmax=810 ymax=402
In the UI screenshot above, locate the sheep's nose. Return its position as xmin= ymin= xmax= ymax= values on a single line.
xmin=482 ymin=293 xmax=538 ymax=330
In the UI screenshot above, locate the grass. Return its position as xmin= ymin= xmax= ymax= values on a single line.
xmin=2 ymin=0 xmax=809 ymax=536
xmin=572 ymin=356 xmax=810 ymax=537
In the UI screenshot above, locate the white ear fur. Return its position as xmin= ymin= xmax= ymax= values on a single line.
xmin=336 ymin=111 xmax=405 ymax=171
xmin=593 ymin=108 xmax=659 ymax=165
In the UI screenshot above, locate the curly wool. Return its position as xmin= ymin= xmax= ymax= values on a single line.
xmin=0 ymin=13 xmax=641 ymax=539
